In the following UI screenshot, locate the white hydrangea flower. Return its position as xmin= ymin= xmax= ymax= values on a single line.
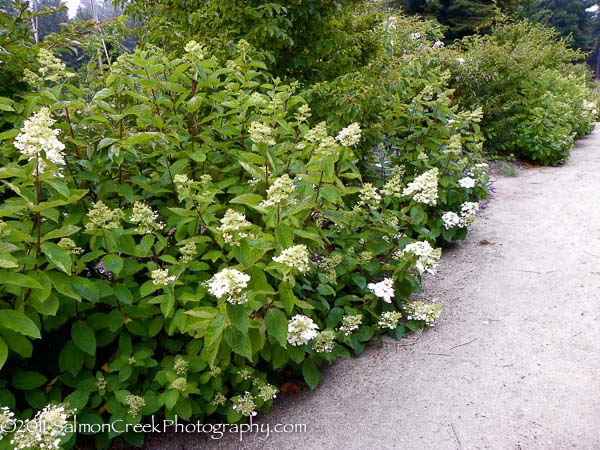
xmin=442 ymin=211 xmax=461 ymax=229
xmin=273 ymin=244 xmax=311 ymax=273
xmin=248 ymin=121 xmax=276 ymax=146
xmin=402 ymin=168 xmax=439 ymax=206
xmin=211 ymin=392 xmax=227 ymax=406
xmin=124 ymin=395 xmax=145 ymax=417
xmin=184 ymin=40 xmax=205 ymax=59
xmin=171 ymin=377 xmax=188 ymax=392
xmin=335 ymin=122 xmax=361 ymax=147
xmin=0 ymin=406 xmax=15 ymax=441
xmin=433 ymin=40 xmax=445 ymax=48
xmin=402 ymin=241 xmax=442 ymax=275
xmin=57 ymin=237 xmax=83 ymax=255
xmin=206 ymin=268 xmax=251 ymax=304
xmin=312 ymin=330 xmax=336 ymax=353
xmin=381 ymin=165 xmax=405 ymax=197
xmin=257 ymin=384 xmax=278 ymax=401
xmin=232 ymin=392 xmax=257 ymax=417
xmin=37 ymin=48 xmax=75 ymax=82
xmin=11 ymin=403 xmax=75 ymax=450
xmin=130 ymin=201 xmax=164 ymax=234
xmin=367 ymin=278 xmax=395 ymax=303
xmin=260 ymin=174 xmax=297 ymax=208
xmin=178 ymin=241 xmax=197 ymax=263
xmin=151 ymin=268 xmax=176 ymax=286
xmin=357 ymin=183 xmax=381 ymax=210
xmin=339 ymin=314 xmax=363 ymax=336
xmin=216 ymin=209 xmax=252 ymax=246
xmin=287 ymin=314 xmax=319 ymax=346
xmin=457 ymin=57 xmax=465 ymax=64
xmin=85 ymin=201 xmax=124 ymax=231
xmin=404 ymin=301 xmax=442 ymax=326
xmin=377 ymin=311 xmax=403 ymax=329
xmin=460 ymin=201 xmax=479 ymax=226
xmin=411 ymin=32 xmax=421 ymax=40
xmin=14 ymin=107 xmax=65 ymax=175
xmin=458 ymin=177 xmax=476 ymax=189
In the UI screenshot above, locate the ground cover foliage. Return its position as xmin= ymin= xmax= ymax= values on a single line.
xmin=0 ymin=1 xmax=596 ymax=448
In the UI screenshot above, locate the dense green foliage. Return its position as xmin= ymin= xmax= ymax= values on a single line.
xmin=0 ymin=1 xmax=597 ymax=448
xmin=449 ymin=20 xmax=597 ymax=164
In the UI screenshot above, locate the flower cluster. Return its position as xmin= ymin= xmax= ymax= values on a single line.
xmin=171 ymin=378 xmax=188 ymax=392
xmin=312 ymin=330 xmax=336 ymax=353
xmin=460 ymin=201 xmax=479 ymax=226
xmin=260 ymin=174 xmax=297 ymax=208
xmin=178 ymin=241 xmax=197 ymax=263
xmin=402 ymin=168 xmax=439 ymax=205
xmin=125 ymin=395 xmax=145 ymax=417
xmin=232 ymin=392 xmax=257 ymax=417
xmin=206 ymin=268 xmax=251 ymax=304
xmin=11 ymin=404 xmax=75 ymax=450
xmin=356 ymin=183 xmax=381 ymax=210
xmin=85 ymin=201 xmax=124 ymax=231
xmin=273 ymin=244 xmax=311 ymax=273
xmin=216 ymin=209 xmax=252 ymax=246
xmin=458 ymin=177 xmax=476 ymax=189
xmin=130 ymin=201 xmax=164 ymax=234
xmin=441 ymin=211 xmax=461 ymax=229
xmin=404 ymin=301 xmax=442 ymax=326
xmin=335 ymin=122 xmax=361 ymax=147
xmin=257 ymin=384 xmax=278 ymax=402
xmin=401 ymin=241 xmax=442 ymax=275
xmin=367 ymin=278 xmax=395 ymax=303
xmin=14 ymin=107 xmax=65 ymax=175
xmin=319 ymin=253 xmax=343 ymax=283
xmin=300 ymin=122 xmax=337 ymax=155
xmin=96 ymin=375 xmax=107 ymax=391
xmin=381 ymin=166 xmax=405 ymax=197
xmin=174 ymin=357 xmax=188 ymax=376
xmin=58 ymin=238 xmax=83 ymax=255
xmin=0 ymin=407 xmax=15 ymax=441
xmin=211 ymin=393 xmax=227 ymax=406
xmin=151 ymin=268 xmax=176 ymax=286
xmin=184 ymin=40 xmax=205 ymax=60
xmin=377 ymin=311 xmax=403 ymax=330
xmin=248 ymin=121 xmax=276 ymax=146
xmin=287 ymin=315 xmax=319 ymax=346
xmin=339 ymin=314 xmax=363 ymax=336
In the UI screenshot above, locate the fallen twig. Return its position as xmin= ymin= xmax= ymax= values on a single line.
xmin=449 ymin=337 xmax=478 ymax=351
xmin=450 ymin=423 xmax=463 ymax=450
xmin=424 ymin=352 xmax=453 ymax=357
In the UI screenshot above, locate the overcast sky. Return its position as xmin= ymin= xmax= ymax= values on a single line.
xmin=64 ymin=0 xmax=81 ymax=18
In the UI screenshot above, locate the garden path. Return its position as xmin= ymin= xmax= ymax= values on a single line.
xmin=147 ymin=126 xmax=600 ymax=450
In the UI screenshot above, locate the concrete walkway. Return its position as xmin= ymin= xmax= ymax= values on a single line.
xmin=146 ymin=127 xmax=600 ymax=450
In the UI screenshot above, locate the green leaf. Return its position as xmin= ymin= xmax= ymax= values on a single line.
xmin=0 ymin=337 xmax=8 ymax=371
xmin=226 ymin=303 xmax=249 ymax=334
xmin=302 ymin=359 xmax=320 ymax=390
xmin=72 ymin=321 xmax=96 ymax=356
xmin=0 ymin=273 xmax=43 ymax=290
xmin=275 ymin=225 xmax=294 ymax=249
xmin=410 ymin=206 xmax=426 ymax=225
xmin=0 ymin=254 xmax=18 ymax=268
xmin=41 ymin=225 xmax=81 ymax=242
xmin=41 ymin=242 xmax=72 ymax=275
xmin=59 ymin=341 xmax=84 ymax=377
xmin=12 ymin=371 xmax=47 ymax=390
xmin=264 ymin=308 xmax=288 ymax=348
xmin=224 ymin=326 xmax=253 ymax=360
xmin=229 ymin=193 xmax=264 ymax=206
xmin=72 ymin=277 xmax=100 ymax=302
xmin=0 ymin=310 xmax=41 ymax=339
xmin=103 ymin=254 xmax=124 ymax=276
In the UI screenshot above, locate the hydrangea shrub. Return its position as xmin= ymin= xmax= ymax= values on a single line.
xmin=0 ymin=36 xmax=490 ymax=450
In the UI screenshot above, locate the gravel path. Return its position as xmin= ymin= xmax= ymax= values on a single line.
xmin=146 ymin=127 xmax=600 ymax=450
